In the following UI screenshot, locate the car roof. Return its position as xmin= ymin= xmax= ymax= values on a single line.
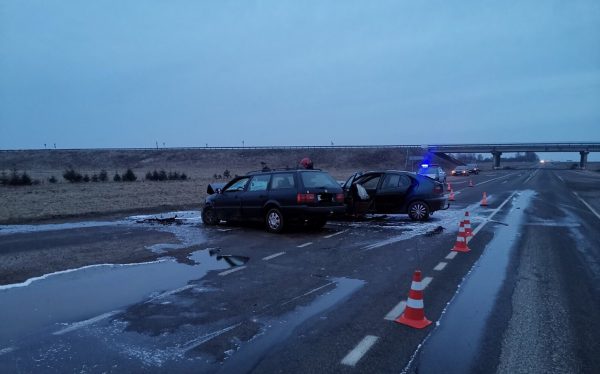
xmin=246 ymin=168 xmax=323 ymax=176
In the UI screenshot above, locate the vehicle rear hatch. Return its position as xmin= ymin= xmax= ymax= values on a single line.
xmin=297 ymin=171 xmax=344 ymax=206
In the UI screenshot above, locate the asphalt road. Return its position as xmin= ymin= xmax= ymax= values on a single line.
xmin=0 ymin=164 xmax=599 ymax=373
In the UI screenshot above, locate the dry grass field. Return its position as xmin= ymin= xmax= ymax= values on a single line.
xmin=1 ymin=147 xmax=439 ymax=224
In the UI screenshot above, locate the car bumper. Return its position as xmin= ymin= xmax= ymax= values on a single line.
xmin=427 ymin=196 xmax=448 ymax=212
xmin=281 ymin=205 xmax=346 ymax=219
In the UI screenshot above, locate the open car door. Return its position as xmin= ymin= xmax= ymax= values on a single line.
xmin=350 ymin=173 xmax=382 ymax=214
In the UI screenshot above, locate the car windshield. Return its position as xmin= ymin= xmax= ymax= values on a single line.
xmin=300 ymin=171 xmax=339 ymax=189
xmin=456 ymin=166 xmax=467 ymax=170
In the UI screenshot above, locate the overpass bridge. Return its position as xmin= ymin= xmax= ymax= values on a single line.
xmin=426 ymin=142 xmax=600 ymax=169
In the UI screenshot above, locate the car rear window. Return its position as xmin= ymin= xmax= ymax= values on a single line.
xmin=300 ymin=171 xmax=339 ymax=189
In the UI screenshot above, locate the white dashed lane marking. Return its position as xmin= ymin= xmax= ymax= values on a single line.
xmin=383 ymin=277 xmax=433 ymax=321
xmin=433 ymin=262 xmax=447 ymax=271
xmin=297 ymin=242 xmax=313 ymax=248
xmin=341 ymin=335 xmax=379 ymax=367
xmin=262 ymin=252 xmax=286 ymax=261
xmin=422 ymin=276 xmax=433 ymax=289
xmin=384 ymin=301 xmax=406 ymax=321
xmin=218 ymin=266 xmax=246 ymax=276
xmin=445 ymin=251 xmax=458 ymax=260
xmin=469 ymin=191 xmax=518 ymax=239
xmin=324 ymin=229 xmax=348 ymax=239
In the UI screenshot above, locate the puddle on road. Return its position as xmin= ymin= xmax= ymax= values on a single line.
xmin=409 ymin=190 xmax=536 ymax=374
xmin=0 ymin=248 xmax=241 ymax=347
xmin=219 ymin=277 xmax=365 ymax=373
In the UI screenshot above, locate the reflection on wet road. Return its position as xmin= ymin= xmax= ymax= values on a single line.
xmin=0 ymin=249 xmax=231 ymax=346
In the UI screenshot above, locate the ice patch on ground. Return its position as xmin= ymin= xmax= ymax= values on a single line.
xmin=0 ymin=220 xmax=123 ymax=235
xmin=127 ymin=211 xmax=202 ymax=225
xmin=361 ymin=202 xmax=488 ymax=250
xmin=0 ymin=347 xmax=15 ymax=356
xmin=0 ymin=211 xmax=203 ymax=236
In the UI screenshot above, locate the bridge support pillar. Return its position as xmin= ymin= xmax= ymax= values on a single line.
xmin=492 ymin=151 xmax=502 ymax=169
xmin=579 ymin=151 xmax=589 ymax=169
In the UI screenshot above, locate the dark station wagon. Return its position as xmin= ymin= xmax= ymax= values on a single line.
xmin=342 ymin=170 xmax=449 ymax=220
xmin=202 ymin=169 xmax=345 ymax=233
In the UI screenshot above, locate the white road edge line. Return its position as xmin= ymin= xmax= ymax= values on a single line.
xmin=445 ymin=251 xmax=458 ymax=260
xmin=467 ymin=172 xmax=520 ymax=188
xmin=523 ymin=168 xmax=540 ymax=184
xmin=573 ymin=192 xmax=600 ymax=221
xmin=384 ymin=301 xmax=406 ymax=321
xmin=324 ymin=229 xmax=348 ymax=239
xmin=341 ymin=335 xmax=379 ymax=367
xmin=297 ymin=242 xmax=313 ymax=248
xmin=218 ymin=266 xmax=246 ymax=276
xmin=469 ymin=191 xmax=518 ymax=240
xmin=433 ymin=262 xmax=447 ymax=271
xmin=262 ymin=252 xmax=286 ymax=261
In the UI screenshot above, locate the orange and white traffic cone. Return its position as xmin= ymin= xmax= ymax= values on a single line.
xmin=448 ymin=189 xmax=455 ymax=201
xmin=469 ymin=179 xmax=474 ymax=187
xmin=463 ymin=211 xmax=473 ymax=236
xmin=447 ymin=182 xmax=451 ymax=191
xmin=481 ymin=192 xmax=488 ymax=207
xmin=451 ymin=222 xmax=471 ymax=252
xmin=395 ymin=270 xmax=432 ymax=329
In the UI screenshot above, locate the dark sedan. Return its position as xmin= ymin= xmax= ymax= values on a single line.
xmin=342 ymin=170 xmax=448 ymax=221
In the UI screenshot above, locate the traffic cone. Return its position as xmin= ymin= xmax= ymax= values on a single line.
xmin=448 ymin=189 xmax=455 ymax=201
xmin=463 ymin=211 xmax=473 ymax=236
xmin=481 ymin=192 xmax=488 ymax=207
xmin=447 ymin=182 xmax=451 ymax=191
xmin=469 ymin=179 xmax=474 ymax=187
xmin=451 ymin=222 xmax=471 ymax=252
xmin=395 ymin=270 xmax=432 ymax=329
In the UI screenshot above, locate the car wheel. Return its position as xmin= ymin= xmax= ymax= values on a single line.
xmin=408 ymin=201 xmax=430 ymax=221
xmin=201 ymin=207 xmax=219 ymax=226
xmin=265 ymin=208 xmax=284 ymax=233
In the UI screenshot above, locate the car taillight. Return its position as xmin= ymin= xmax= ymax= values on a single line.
xmin=297 ymin=193 xmax=316 ymax=204
xmin=434 ymin=185 xmax=443 ymax=194
xmin=335 ymin=193 xmax=344 ymax=202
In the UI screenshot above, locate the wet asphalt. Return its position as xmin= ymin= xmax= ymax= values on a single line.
xmin=0 ymin=165 xmax=599 ymax=373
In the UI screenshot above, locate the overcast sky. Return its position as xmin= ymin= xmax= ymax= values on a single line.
xmin=1 ymin=1 xmax=599 ymax=156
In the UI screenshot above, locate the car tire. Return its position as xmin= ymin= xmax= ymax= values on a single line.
xmin=408 ymin=201 xmax=430 ymax=221
xmin=307 ymin=217 xmax=327 ymax=230
xmin=265 ymin=208 xmax=284 ymax=233
xmin=201 ymin=207 xmax=219 ymax=226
